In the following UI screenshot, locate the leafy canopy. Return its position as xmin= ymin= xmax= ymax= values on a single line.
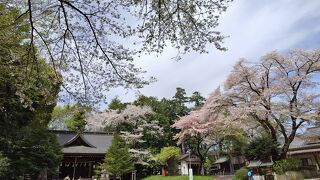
xmin=244 ymin=134 xmax=279 ymax=162
xmin=49 ymin=102 xmax=91 ymax=131
xmin=156 ymin=146 xmax=181 ymax=165
xmin=273 ymin=157 xmax=301 ymax=174
xmin=0 ymin=3 xmax=62 ymax=178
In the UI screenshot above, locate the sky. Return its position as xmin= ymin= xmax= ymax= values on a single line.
xmin=102 ymin=0 xmax=320 ymax=107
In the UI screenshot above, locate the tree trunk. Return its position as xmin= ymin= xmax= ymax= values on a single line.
xmin=279 ymin=131 xmax=297 ymax=160
xmin=229 ymin=154 xmax=234 ymax=173
xmin=167 ymin=159 xmax=178 ymax=175
xmin=199 ymin=157 xmax=205 ymax=175
xmin=270 ymin=137 xmax=281 ymax=161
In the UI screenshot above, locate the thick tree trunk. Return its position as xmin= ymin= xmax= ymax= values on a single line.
xmin=167 ymin=159 xmax=178 ymax=175
xmin=279 ymin=131 xmax=296 ymax=160
xmin=269 ymin=132 xmax=281 ymax=161
xmin=200 ymin=158 xmax=205 ymax=175
xmin=279 ymin=144 xmax=289 ymax=160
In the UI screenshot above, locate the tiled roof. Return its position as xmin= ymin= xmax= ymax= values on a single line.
xmin=247 ymin=161 xmax=273 ymax=168
xmin=51 ymin=130 xmax=113 ymax=155
xmin=289 ymin=127 xmax=320 ymax=154
xmin=214 ymin=157 xmax=229 ymax=164
xmin=302 ymin=127 xmax=320 ymax=139
xmin=179 ymin=154 xmax=200 ymax=162
xmin=62 ymin=146 xmax=107 ymax=155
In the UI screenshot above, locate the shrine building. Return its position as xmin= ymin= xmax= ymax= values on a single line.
xmin=52 ymin=130 xmax=113 ymax=179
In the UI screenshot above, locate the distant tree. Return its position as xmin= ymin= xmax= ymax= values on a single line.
xmin=220 ymin=132 xmax=248 ymax=157
xmin=100 ymin=134 xmax=134 ymax=179
xmin=172 ymin=87 xmax=190 ymax=116
xmin=156 ymin=146 xmax=181 ymax=176
xmin=244 ymin=134 xmax=279 ymax=162
xmin=222 ymin=49 xmax=320 ymax=159
xmin=107 ymin=97 xmax=128 ymax=112
xmin=133 ymin=95 xmax=180 ymax=150
xmin=173 ymin=88 xmax=241 ymax=175
xmin=66 ymin=109 xmax=86 ymax=132
xmin=189 ymin=91 xmax=206 ymax=108
xmin=133 ymin=89 xmax=205 ymax=152
xmin=49 ymin=102 xmax=91 ymax=131
xmin=87 ymin=104 xmax=162 ymax=164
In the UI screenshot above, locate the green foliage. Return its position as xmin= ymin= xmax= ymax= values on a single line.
xmin=66 ymin=110 xmax=86 ymax=132
xmin=0 ymin=2 xmax=61 ymax=130
xmin=220 ymin=130 xmax=248 ymax=156
xmin=49 ymin=103 xmax=91 ymax=131
xmin=244 ymin=134 xmax=279 ymax=161
xmin=0 ymin=153 xmax=9 ymax=178
xmin=156 ymin=146 xmax=181 ymax=165
xmin=204 ymin=157 xmax=213 ymax=173
xmin=132 ymin=88 xmax=205 ymax=152
xmin=190 ymin=91 xmax=206 ymax=108
xmin=99 ymin=134 xmax=134 ymax=177
xmin=156 ymin=146 xmax=181 ymax=176
xmin=233 ymin=167 xmax=248 ymax=180
xmin=133 ymin=96 xmax=179 ymax=150
xmin=273 ymin=157 xmax=301 ymax=174
xmin=0 ymin=3 xmax=62 ymax=178
xmin=107 ymin=97 xmax=128 ymax=112
xmin=100 ymin=88 xmax=205 ymax=176
xmin=172 ymin=87 xmax=190 ymax=116
xmin=14 ymin=124 xmax=62 ymax=178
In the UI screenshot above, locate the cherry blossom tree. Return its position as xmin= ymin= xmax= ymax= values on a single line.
xmin=173 ymin=49 xmax=320 ymax=169
xmin=172 ymin=88 xmax=239 ymax=175
xmin=86 ymin=104 xmax=163 ymax=162
xmin=223 ymin=49 xmax=320 ymax=159
xmin=3 ymin=0 xmax=232 ymax=103
xmin=86 ymin=105 xmax=154 ymax=130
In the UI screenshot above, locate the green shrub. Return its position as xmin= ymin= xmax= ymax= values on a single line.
xmin=244 ymin=134 xmax=279 ymax=161
xmin=233 ymin=167 xmax=248 ymax=180
xmin=273 ymin=157 xmax=301 ymax=174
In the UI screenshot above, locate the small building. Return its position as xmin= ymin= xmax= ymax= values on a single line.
xmin=288 ymin=127 xmax=320 ymax=171
xmin=213 ymin=156 xmax=246 ymax=174
xmin=213 ymin=156 xmax=230 ymax=173
xmin=179 ymin=154 xmax=201 ymax=175
xmin=52 ymin=130 xmax=113 ymax=179
xmin=247 ymin=160 xmax=273 ymax=175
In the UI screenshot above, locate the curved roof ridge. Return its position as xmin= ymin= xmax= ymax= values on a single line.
xmin=64 ymin=133 xmax=96 ymax=148
xmin=49 ymin=130 xmax=114 ymax=135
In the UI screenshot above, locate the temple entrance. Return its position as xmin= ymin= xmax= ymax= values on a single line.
xmin=59 ymin=156 xmax=103 ymax=179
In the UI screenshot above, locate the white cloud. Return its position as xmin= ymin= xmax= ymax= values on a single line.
xmin=104 ymin=0 xmax=320 ymax=105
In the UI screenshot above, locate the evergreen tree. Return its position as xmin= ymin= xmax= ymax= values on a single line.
xmin=189 ymin=91 xmax=206 ymax=109
xmin=0 ymin=3 xmax=62 ymax=178
xmin=244 ymin=134 xmax=280 ymax=162
xmin=66 ymin=110 xmax=86 ymax=132
xmin=100 ymin=134 xmax=134 ymax=178
xmin=49 ymin=102 xmax=91 ymax=131
xmin=107 ymin=97 xmax=128 ymax=112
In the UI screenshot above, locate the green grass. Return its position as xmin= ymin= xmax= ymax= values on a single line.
xmin=143 ymin=175 xmax=215 ymax=180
